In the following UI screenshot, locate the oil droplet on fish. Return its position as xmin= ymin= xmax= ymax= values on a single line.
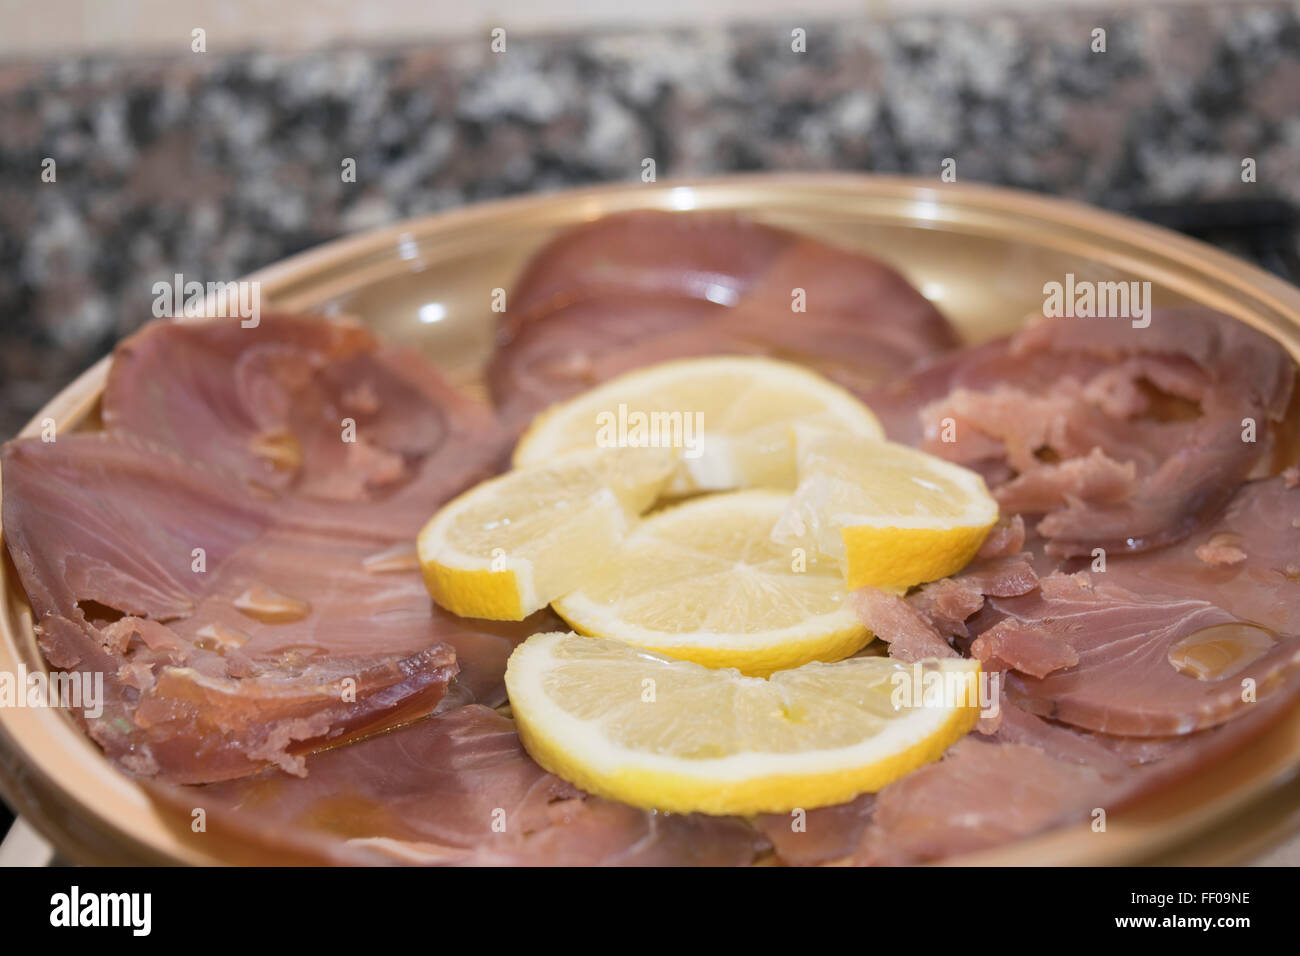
xmin=233 ymin=586 xmax=311 ymax=623
xmin=250 ymin=428 xmax=303 ymax=471
xmin=362 ymin=543 xmax=420 ymax=573
xmin=1168 ymin=623 xmax=1275 ymax=680
xmin=194 ymin=622 xmax=251 ymax=651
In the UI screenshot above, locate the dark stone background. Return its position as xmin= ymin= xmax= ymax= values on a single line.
xmin=2 ymin=3 xmax=1299 ymax=437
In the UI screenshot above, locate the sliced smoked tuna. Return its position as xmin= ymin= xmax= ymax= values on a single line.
xmin=148 ymin=705 xmax=766 ymax=865
xmin=103 ymin=315 xmax=509 ymax=541
xmin=1 ymin=435 xmax=465 ymax=781
xmin=751 ymin=674 xmax=1300 ymax=865
xmin=1089 ymin=476 xmax=1300 ymax=635
xmin=856 ymin=477 xmax=1300 ymax=738
xmin=2 ymin=316 xmax=525 ymax=783
xmin=851 ymin=549 xmax=1039 ymax=655
xmin=981 ymin=477 xmax=1300 ymax=735
xmin=849 ymin=587 xmax=957 ymax=662
xmin=988 ymin=574 xmax=1297 ymax=736
xmin=485 ymin=293 xmax=729 ymax=422
xmin=507 ymin=210 xmax=794 ymax=317
xmin=970 ymin=618 xmax=1081 ymax=679
xmin=6 ymin=253 xmax=1299 ymax=865
xmin=977 ymin=514 xmax=1026 ymax=558
xmin=488 ymin=211 xmax=958 ymax=421
xmin=753 ymin=795 xmax=875 ymax=866
xmin=854 ymin=738 xmax=1116 ymax=864
xmin=866 ymin=308 xmax=1296 ymax=556
xmin=841 ymin=675 xmax=1300 ymax=865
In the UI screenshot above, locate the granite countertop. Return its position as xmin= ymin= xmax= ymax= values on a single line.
xmin=1 ymin=2 xmax=1299 ymax=435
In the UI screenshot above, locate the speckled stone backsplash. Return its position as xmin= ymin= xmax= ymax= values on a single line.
xmin=2 ymin=2 xmax=1299 ymax=436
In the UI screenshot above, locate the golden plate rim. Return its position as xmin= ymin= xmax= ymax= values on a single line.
xmin=2 ymin=171 xmax=1299 ymax=866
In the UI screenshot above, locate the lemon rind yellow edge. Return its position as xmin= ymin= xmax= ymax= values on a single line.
xmin=552 ymin=600 xmax=874 ymax=678
xmin=421 ymin=562 xmax=527 ymax=621
xmin=841 ymin=523 xmax=995 ymax=591
xmin=513 ymin=689 xmax=979 ymax=816
xmin=505 ymin=636 xmax=982 ymax=816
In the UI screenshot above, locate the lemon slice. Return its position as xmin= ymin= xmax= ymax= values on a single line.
xmin=551 ymin=490 xmax=869 ymax=676
xmin=505 ymin=631 xmax=981 ymax=815
xmin=418 ymin=447 xmax=674 ymax=620
xmin=512 ymin=356 xmax=883 ymax=494
xmin=773 ymin=433 xmax=998 ymax=591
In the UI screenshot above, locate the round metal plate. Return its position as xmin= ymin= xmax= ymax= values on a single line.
xmin=3 ymin=174 xmax=1298 ymax=865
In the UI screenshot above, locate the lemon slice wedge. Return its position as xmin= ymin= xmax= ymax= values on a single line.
xmin=773 ymin=433 xmax=998 ymax=590
xmin=418 ymin=447 xmax=674 ymax=620
xmin=552 ymin=490 xmax=868 ymax=676
xmin=513 ymin=356 xmax=883 ymax=494
xmin=505 ymin=631 xmax=982 ymax=815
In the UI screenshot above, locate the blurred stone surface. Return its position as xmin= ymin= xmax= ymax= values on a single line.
xmin=2 ymin=3 xmax=1299 ymax=436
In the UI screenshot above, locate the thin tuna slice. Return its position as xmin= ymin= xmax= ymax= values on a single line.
xmin=906 ymin=578 xmax=987 ymax=641
xmin=971 ymin=618 xmax=1080 ymax=678
xmin=103 ymin=315 xmax=508 ymax=540
xmin=854 ymin=674 xmax=1300 ymax=865
xmin=488 ymin=211 xmax=957 ymax=421
xmin=977 ymin=477 xmax=1300 ymax=735
xmin=1094 ymin=476 xmax=1300 ymax=636
xmin=855 ymin=738 xmax=1116 ymax=864
xmin=754 ymin=795 xmax=875 ymax=866
xmin=851 ymin=548 xmax=1039 ymax=660
xmin=987 ymin=697 xmax=1132 ymax=776
xmin=977 ymin=514 xmax=1026 ymax=558
xmin=485 ymin=293 xmax=732 ymax=421
xmin=507 ymin=210 xmax=794 ymax=317
xmin=849 ymin=588 xmax=956 ymax=662
xmin=1 ymin=435 xmax=470 ymax=782
xmin=149 ymin=706 xmax=766 ymax=866
xmin=994 ymin=447 xmax=1137 ymax=514
xmin=853 ymin=551 xmax=1039 ymax=654
xmin=989 ymin=572 xmax=1299 ymax=735
xmin=870 ymin=308 xmax=1295 ymax=556
xmin=856 ymin=478 xmax=1300 ymax=741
